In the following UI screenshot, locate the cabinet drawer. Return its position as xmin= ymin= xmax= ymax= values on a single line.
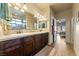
xmin=41 ymin=33 xmax=48 ymax=48
xmin=34 ymin=35 xmax=41 ymax=49
xmin=4 ymin=45 xmax=22 ymax=56
xmin=23 ymin=36 xmax=34 ymax=55
xmin=2 ymin=39 xmax=21 ymax=49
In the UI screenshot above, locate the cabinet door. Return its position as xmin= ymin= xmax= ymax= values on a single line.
xmin=41 ymin=33 xmax=48 ymax=48
xmin=34 ymin=35 xmax=41 ymax=53
xmin=44 ymin=33 xmax=48 ymax=45
xmin=0 ymin=42 xmax=6 ymax=56
xmin=4 ymin=45 xmax=22 ymax=56
xmin=23 ymin=36 xmax=34 ymax=56
xmin=2 ymin=38 xmax=23 ymax=56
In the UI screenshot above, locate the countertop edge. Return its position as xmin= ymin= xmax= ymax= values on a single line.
xmin=0 ymin=31 xmax=49 ymax=42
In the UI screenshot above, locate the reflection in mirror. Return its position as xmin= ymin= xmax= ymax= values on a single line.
xmin=38 ymin=21 xmax=47 ymax=28
xmin=0 ymin=3 xmax=48 ymax=35
xmin=8 ymin=19 xmax=26 ymax=30
xmin=8 ymin=3 xmax=38 ymax=33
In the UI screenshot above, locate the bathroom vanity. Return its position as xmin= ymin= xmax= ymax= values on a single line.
xmin=0 ymin=31 xmax=48 ymax=56
xmin=0 ymin=3 xmax=49 ymax=56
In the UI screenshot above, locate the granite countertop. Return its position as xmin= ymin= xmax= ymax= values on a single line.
xmin=0 ymin=31 xmax=49 ymax=42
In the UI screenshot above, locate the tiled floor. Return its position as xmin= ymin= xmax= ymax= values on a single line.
xmin=35 ymin=34 xmax=76 ymax=56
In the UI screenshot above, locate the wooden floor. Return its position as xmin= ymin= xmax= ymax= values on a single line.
xmin=35 ymin=34 xmax=76 ymax=56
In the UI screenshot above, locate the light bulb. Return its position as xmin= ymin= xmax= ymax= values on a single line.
xmin=16 ymin=3 xmax=21 ymax=7
xmin=21 ymin=9 xmax=24 ymax=12
xmin=23 ymin=5 xmax=27 ymax=9
xmin=8 ymin=3 xmax=12 ymax=7
xmin=14 ymin=6 xmax=19 ymax=10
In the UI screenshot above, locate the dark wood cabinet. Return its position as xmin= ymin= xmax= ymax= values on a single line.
xmin=41 ymin=33 xmax=48 ymax=48
xmin=4 ymin=45 xmax=23 ymax=56
xmin=44 ymin=33 xmax=48 ymax=45
xmin=23 ymin=36 xmax=34 ymax=56
xmin=34 ymin=34 xmax=41 ymax=53
xmin=0 ymin=42 xmax=6 ymax=56
xmin=0 ymin=38 xmax=23 ymax=56
xmin=0 ymin=33 xmax=48 ymax=56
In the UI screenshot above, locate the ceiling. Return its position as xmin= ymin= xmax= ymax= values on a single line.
xmin=34 ymin=3 xmax=73 ymax=13
xmin=8 ymin=3 xmax=73 ymax=19
xmin=34 ymin=3 xmax=50 ymax=12
xmin=51 ymin=3 xmax=73 ymax=13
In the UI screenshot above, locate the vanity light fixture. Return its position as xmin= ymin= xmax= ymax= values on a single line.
xmin=23 ymin=5 xmax=27 ymax=10
xmin=34 ymin=14 xmax=37 ymax=17
xmin=37 ymin=14 xmax=41 ymax=19
xmin=21 ymin=9 xmax=24 ymax=12
xmin=16 ymin=3 xmax=21 ymax=7
xmin=44 ymin=18 xmax=47 ymax=20
xmin=37 ymin=13 xmax=40 ymax=17
xmin=40 ymin=15 xmax=43 ymax=18
xmin=39 ymin=15 xmax=42 ymax=18
xmin=8 ymin=3 xmax=12 ymax=7
xmin=76 ymin=18 xmax=79 ymax=22
xmin=34 ymin=13 xmax=46 ymax=21
xmin=14 ymin=6 xmax=19 ymax=10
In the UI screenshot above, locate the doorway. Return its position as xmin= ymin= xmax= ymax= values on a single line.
xmin=51 ymin=17 xmax=57 ymax=44
xmin=56 ymin=19 xmax=66 ymax=40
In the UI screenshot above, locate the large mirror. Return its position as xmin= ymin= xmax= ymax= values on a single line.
xmin=38 ymin=21 xmax=47 ymax=29
xmin=0 ymin=3 xmax=48 ymax=35
xmin=7 ymin=3 xmax=38 ymax=33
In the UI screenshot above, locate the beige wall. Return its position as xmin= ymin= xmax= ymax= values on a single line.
xmin=55 ymin=9 xmax=72 ymax=20
xmin=48 ymin=6 xmax=55 ymax=45
xmin=72 ymin=4 xmax=79 ymax=55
